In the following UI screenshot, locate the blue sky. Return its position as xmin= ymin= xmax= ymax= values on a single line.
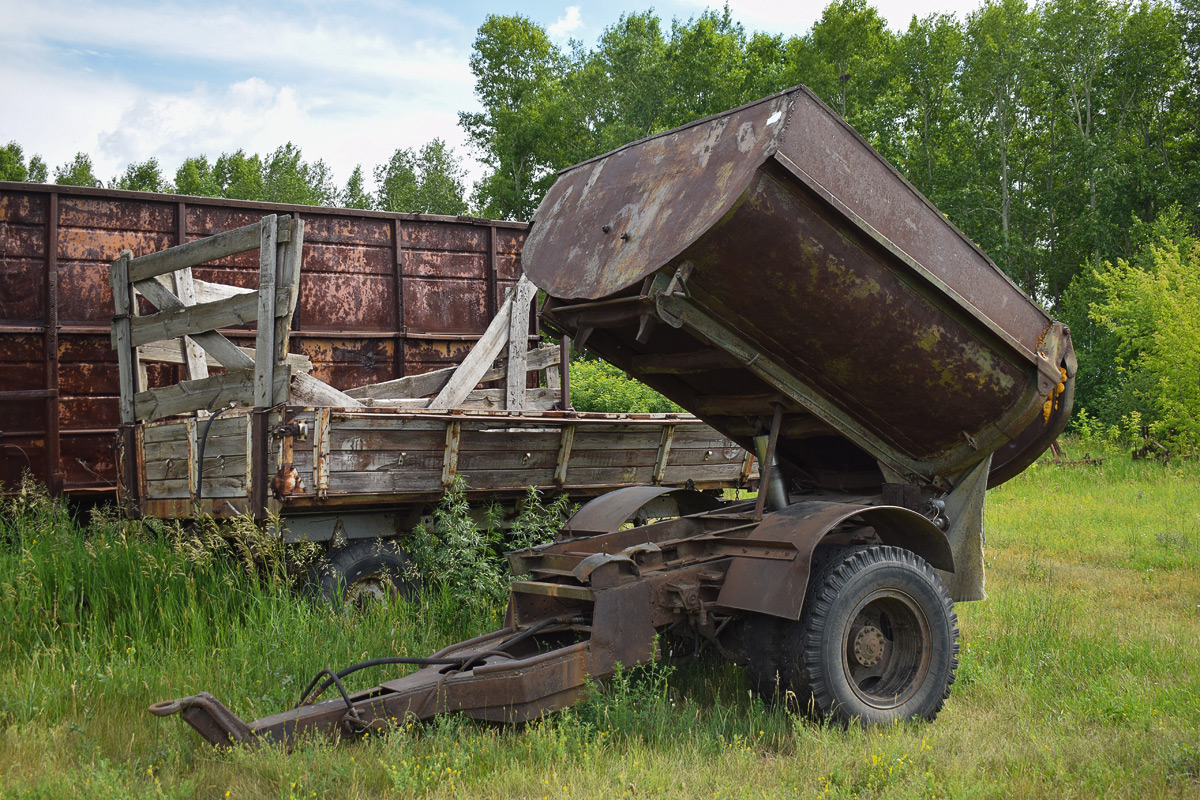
xmin=1 ymin=0 xmax=983 ymax=192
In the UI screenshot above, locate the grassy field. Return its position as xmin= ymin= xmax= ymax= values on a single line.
xmin=1 ymin=446 xmax=1198 ymax=799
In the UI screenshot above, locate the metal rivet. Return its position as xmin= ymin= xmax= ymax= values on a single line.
xmin=601 ymin=224 xmax=611 ymax=233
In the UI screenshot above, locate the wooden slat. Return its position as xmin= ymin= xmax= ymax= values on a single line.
xmin=170 ymin=267 xmax=209 ymax=381
xmin=143 ymin=414 xmax=247 ymax=444
xmin=145 ymin=450 xmax=251 ymax=482
xmin=138 ymin=339 xmax=312 ymax=373
xmin=130 ymin=284 xmax=295 ymax=348
xmin=430 ymin=277 xmax=524 ymax=409
xmin=366 ymin=388 xmax=557 ymax=411
xmin=653 ymin=424 xmax=675 ymax=484
xmin=133 ymin=366 xmax=289 ymax=422
xmin=505 ymin=276 xmax=537 ymax=409
xmin=290 ymin=372 xmax=362 ymax=407
xmin=186 ymin=418 xmax=198 ymax=502
xmin=295 ymin=445 xmax=672 ymax=475
xmin=129 ymin=291 xmax=260 ymax=347
xmin=127 ymin=217 xmax=290 ymax=283
xmin=314 ymin=407 xmax=331 ymax=498
xmin=254 ymin=215 xmax=279 ymax=408
xmin=659 ymin=463 xmax=756 ymax=484
xmin=442 ymin=421 xmax=461 ymax=486
xmin=144 ymin=475 xmax=247 ymax=499
xmin=133 ymin=277 xmax=255 ymax=370
xmin=554 ymin=424 xmax=575 ymax=484
xmin=145 ymin=273 xmax=255 ymax=305
xmin=346 ymin=344 xmax=561 ymax=401
xmin=146 ymin=432 xmax=248 ymax=462
xmin=275 ymin=219 xmax=304 ymax=363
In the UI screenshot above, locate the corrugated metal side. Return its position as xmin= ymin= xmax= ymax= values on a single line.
xmin=0 ymin=182 xmax=528 ymax=495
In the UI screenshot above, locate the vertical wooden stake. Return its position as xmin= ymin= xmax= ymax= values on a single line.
xmin=652 ymin=424 xmax=676 ymax=485
xmin=110 ymin=250 xmax=137 ymax=425
xmin=505 ymin=275 xmax=537 ymax=410
xmin=254 ymin=214 xmax=279 ymax=408
xmin=274 ymin=217 xmax=304 ymax=367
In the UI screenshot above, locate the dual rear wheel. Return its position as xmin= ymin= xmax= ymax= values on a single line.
xmin=744 ymin=544 xmax=958 ymax=725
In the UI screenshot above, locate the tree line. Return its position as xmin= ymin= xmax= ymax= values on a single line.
xmin=0 ymin=139 xmax=470 ymax=216
xmin=456 ymin=0 xmax=1199 ymax=448
xmin=2 ymin=0 xmax=1197 ymax=445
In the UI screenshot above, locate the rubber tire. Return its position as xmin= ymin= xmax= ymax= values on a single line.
xmin=741 ymin=613 xmax=787 ymax=701
xmin=316 ymin=539 xmax=418 ymax=607
xmin=782 ymin=544 xmax=958 ymax=725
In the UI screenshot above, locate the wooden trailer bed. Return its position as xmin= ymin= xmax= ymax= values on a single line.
xmin=108 ymin=213 xmax=755 ymax=538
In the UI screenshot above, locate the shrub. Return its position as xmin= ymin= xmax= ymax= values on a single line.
xmin=569 ymin=358 xmax=683 ymax=413
xmin=1087 ymin=208 xmax=1200 ymax=451
xmin=406 ymin=479 xmax=571 ymax=609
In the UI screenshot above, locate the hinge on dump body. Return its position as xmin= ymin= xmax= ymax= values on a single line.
xmin=650 ymin=264 xmax=694 ymax=328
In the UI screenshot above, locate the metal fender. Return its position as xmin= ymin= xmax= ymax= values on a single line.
xmin=559 ymin=485 xmax=724 ymax=538
xmin=716 ymin=501 xmax=953 ymax=620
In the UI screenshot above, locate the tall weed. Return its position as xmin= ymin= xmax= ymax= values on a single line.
xmin=406 ymin=478 xmax=571 ymax=609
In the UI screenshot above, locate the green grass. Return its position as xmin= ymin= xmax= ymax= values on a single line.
xmin=1 ymin=445 xmax=1198 ymax=799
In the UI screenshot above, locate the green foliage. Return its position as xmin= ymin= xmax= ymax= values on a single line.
xmin=374 ymin=138 xmax=469 ymax=215
xmin=1087 ymin=208 xmax=1200 ymax=450
xmin=262 ymin=142 xmax=337 ymax=206
xmin=110 ymin=158 xmax=171 ymax=193
xmin=213 ymin=148 xmax=264 ymax=200
xmin=340 ymin=164 xmax=373 ymax=209
xmin=406 ymin=479 xmax=571 ymax=610
xmin=173 ymin=155 xmax=221 ymax=197
xmin=52 ymin=152 xmax=101 ymax=187
xmin=460 ymin=14 xmax=566 ymax=219
xmin=0 ymin=141 xmax=43 ymax=182
xmin=569 ymin=358 xmax=683 ymax=413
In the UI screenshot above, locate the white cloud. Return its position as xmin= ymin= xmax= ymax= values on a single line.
xmin=548 ymin=6 xmax=583 ymax=40
xmin=0 ymin=0 xmax=485 ymax=190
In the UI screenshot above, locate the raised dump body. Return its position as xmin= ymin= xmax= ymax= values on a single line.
xmin=154 ymin=88 xmax=1075 ymax=747
xmin=526 ymin=85 xmax=1075 ymax=495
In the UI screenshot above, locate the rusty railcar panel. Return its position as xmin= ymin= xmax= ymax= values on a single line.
xmin=525 ymin=86 xmax=1076 ymax=492
xmin=0 ymin=181 xmax=528 ymax=495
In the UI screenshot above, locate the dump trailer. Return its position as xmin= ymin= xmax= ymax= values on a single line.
xmin=153 ymin=86 xmax=1076 ymax=745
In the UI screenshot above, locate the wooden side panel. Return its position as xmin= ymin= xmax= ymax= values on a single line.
xmin=276 ymin=413 xmax=748 ymax=503
xmin=142 ymin=414 xmax=250 ymax=500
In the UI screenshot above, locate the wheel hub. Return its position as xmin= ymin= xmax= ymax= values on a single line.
xmin=853 ymin=625 xmax=885 ymax=667
xmin=345 ymin=576 xmax=390 ymax=605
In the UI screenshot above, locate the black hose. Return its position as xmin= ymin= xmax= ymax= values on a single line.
xmin=296 ymin=615 xmax=590 ymax=707
xmin=195 ymin=403 xmax=236 ymax=506
xmin=297 ymin=655 xmax=496 ymax=708
xmin=305 ymin=667 xmax=358 ymax=713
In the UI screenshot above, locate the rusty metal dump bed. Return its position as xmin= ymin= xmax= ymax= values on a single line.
xmin=526 ymin=86 xmax=1076 ymax=493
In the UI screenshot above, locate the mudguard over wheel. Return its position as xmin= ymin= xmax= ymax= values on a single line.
xmin=316 ymin=539 xmax=418 ymax=606
xmin=782 ymin=544 xmax=958 ymax=725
